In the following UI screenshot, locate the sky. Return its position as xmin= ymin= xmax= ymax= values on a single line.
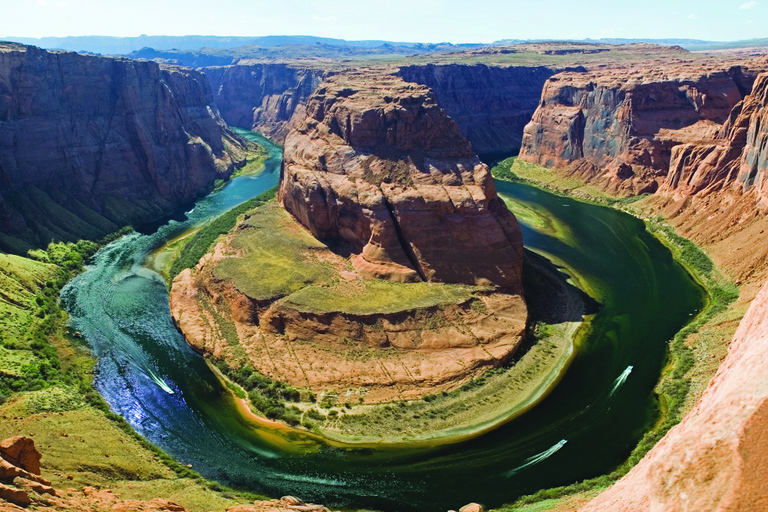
xmin=1 ymin=0 xmax=765 ymax=43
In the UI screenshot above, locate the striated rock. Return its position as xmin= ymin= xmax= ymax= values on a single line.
xmin=0 ymin=42 xmax=248 ymax=253
xmin=279 ymin=71 xmax=524 ymax=289
xmin=0 ymin=436 xmax=41 ymax=475
xmin=520 ymin=63 xmax=762 ymax=194
xmin=0 ymin=483 xmax=30 ymax=507
xmin=458 ymin=503 xmax=484 ymax=512
xmin=228 ymin=495 xmax=332 ymax=512
xmin=659 ymin=71 xmax=768 ymax=203
xmin=171 ymin=212 xmax=527 ymax=404
xmin=204 ymin=63 xmax=327 ymax=140
xmin=398 ymin=64 xmax=558 ymax=155
xmin=583 ymin=279 xmax=768 ymax=512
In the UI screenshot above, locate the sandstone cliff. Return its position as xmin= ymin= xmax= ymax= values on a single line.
xmin=279 ymin=71 xmax=525 ymax=289
xmin=0 ymin=43 xmax=247 ymax=253
xmin=659 ymin=71 xmax=768 ymax=205
xmin=397 ymin=64 xmax=559 ymax=156
xmin=519 ymin=63 xmax=762 ymax=194
xmin=582 ymin=278 xmax=768 ymax=512
xmin=203 ymin=64 xmax=327 ymax=140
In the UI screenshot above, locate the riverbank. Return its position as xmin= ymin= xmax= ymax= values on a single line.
xmin=0 ymin=236 xmax=265 ymax=512
xmin=192 ymin=247 xmax=588 ymax=447
xmin=490 ymin=157 xmax=741 ymax=512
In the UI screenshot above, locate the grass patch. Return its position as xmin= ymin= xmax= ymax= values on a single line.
xmin=215 ymin=201 xmax=480 ymax=314
xmin=491 ymin=157 xmax=648 ymax=206
xmin=169 ymin=187 xmax=277 ymax=280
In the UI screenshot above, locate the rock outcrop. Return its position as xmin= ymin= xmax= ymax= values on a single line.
xmin=279 ymin=71 xmax=524 ymax=289
xmin=582 ymin=278 xmax=768 ymax=512
xmin=204 ymin=64 xmax=328 ymax=140
xmin=398 ymin=64 xmax=558 ymax=156
xmin=0 ymin=42 xmax=247 ymax=253
xmin=171 ymin=71 xmax=527 ymax=406
xmin=519 ymin=63 xmax=762 ymax=194
xmin=659 ymin=71 xmax=768 ymax=207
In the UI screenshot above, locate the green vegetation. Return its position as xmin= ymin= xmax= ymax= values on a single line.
xmin=491 ymin=157 xmax=648 ymax=206
xmin=213 ymin=359 xmax=306 ymax=426
xmin=0 ymin=227 xmax=267 ymax=510
xmin=215 ymin=201 xmax=479 ymax=314
xmin=298 ymin=254 xmax=582 ymax=443
xmin=169 ymin=187 xmax=277 ymax=280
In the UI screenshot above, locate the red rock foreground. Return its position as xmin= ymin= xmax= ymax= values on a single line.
xmin=583 ymin=279 xmax=768 ymax=511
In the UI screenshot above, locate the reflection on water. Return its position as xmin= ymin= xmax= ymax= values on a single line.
xmin=61 ymin=134 xmax=706 ymax=512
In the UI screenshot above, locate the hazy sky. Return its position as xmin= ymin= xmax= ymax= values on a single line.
xmin=2 ymin=0 xmax=765 ymax=43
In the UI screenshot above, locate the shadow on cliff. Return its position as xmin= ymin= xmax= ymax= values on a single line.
xmin=523 ymin=249 xmax=601 ymax=325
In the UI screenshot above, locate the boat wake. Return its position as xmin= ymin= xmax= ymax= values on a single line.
xmin=505 ymin=439 xmax=568 ymax=476
xmin=609 ymin=365 xmax=633 ymax=397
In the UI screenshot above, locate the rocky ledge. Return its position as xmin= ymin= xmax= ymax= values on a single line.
xmin=0 ymin=435 xmax=331 ymax=512
xmin=519 ymin=61 xmax=763 ymax=194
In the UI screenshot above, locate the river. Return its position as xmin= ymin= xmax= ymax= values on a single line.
xmin=60 ymin=131 xmax=705 ymax=512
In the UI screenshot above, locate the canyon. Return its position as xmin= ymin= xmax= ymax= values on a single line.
xmin=2 ymin=37 xmax=768 ymax=512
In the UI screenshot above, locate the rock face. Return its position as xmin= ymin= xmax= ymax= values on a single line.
xmin=279 ymin=71 xmax=524 ymax=289
xmin=519 ymin=63 xmax=762 ymax=194
xmin=582 ymin=278 xmax=768 ymax=512
xmin=398 ymin=64 xmax=559 ymax=156
xmin=659 ymin=71 xmax=768 ymax=207
xmin=204 ymin=64 xmax=327 ymax=140
xmin=0 ymin=42 xmax=247 ymax=253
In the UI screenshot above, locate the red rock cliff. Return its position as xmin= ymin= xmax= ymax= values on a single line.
xmin=519 ymin=63 xmax=760 ymax=194
xmin=0 ymin=43 xmax=247 ymax=253
xmin=659 ymin=71 xmax=768 ymax=207
xmin=278 ymin=71 xmax=524 ymax=290
xmin=397 ymin=64 xmax=559 ymax=156
xmin=204 ymin=63 xmax=328 ymax=140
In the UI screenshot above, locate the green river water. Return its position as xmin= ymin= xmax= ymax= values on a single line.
xmin=61 ymin=132 xmax=706 ymax=512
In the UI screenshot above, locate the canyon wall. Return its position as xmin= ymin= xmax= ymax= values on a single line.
xmin=397 ymin=63 xmax=559 ymax=156
xmin=0 ymin=43 xmax=247 ymax=253
xmin=203 ymin=63 xmax=328 ymax=140
xmin=203 ymin=62 xmax=559 ymax=158
xmin=278 ymin=70 xmax=525 ymax=289
xmin=519 ymin=63 xmax=761 ymax=194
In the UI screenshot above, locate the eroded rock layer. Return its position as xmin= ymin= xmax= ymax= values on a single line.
xmin=170 ymin=203 xmax=526 ymax=404
xmin=0 ymin=43 xmax=247 ymax=253
xmin=519 ymin=62 xmax=763 ymax=194
xmin=279 ymin=71 xmax=525 ymax=290
xmin=397 ymin=64 xmax=559 ymax=155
